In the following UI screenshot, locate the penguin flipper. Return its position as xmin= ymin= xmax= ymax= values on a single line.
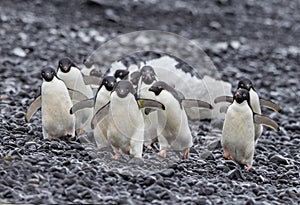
xmin=254 ymin=114 xmax=280 ymax=132
xmin=25 ymin=96 xmax=41 ymax=122
xmin=259 ymin=98 xmax=281 ymax=112
xmin=214 ymin=96 xmax=233 ymax=104
xmin=67 ymin=89 xmax=88 ymax=101
xmin=137 ymin=99 xmax=165 ymax=111
xmin=83 ymin=75 xmax=102 ymax=85
xmin=181 ymin=99 xmax=213 ymax=109
xmin=91 ymin=102 xmax=110 ymax=129
xmin=70 ymin=98 xmax=94 ymax=114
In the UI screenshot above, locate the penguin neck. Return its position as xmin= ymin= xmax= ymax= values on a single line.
xmin=94 ymin=87 xmax=111 ymax=112
xmin=249 ymin=88 xmax=261 ymax=114
xmin=157 ymin=90 xmax=182 ymax=111
xmin=231 ymin=101 xmax=252 ymax=114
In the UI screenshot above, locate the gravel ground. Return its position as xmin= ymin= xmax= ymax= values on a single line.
xmin=0 ymin=0 xmax=300 ymax=204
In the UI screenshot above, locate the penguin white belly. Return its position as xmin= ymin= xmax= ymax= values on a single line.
xmin=157 ymin=92 xmax=193 ymax=151
xmin=222 ymin=102 xmax=255 ymax=164
xmin=93 ymin=89 xmax=111 ymax=148
xmin=41 ymin=79 xmax=75 ymax=139
xmin=249 ymin=89 xmax=263 ymax=143
xmin=139 ymin=84 xmax=158 ymax=147
xmin=58 ymin=69 xmax=94 ymax=132
xmin=107 ymin=93 xmax=144 ymax=158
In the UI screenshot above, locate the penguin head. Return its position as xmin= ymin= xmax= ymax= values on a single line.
xmin=130 ymin=71 xmax=141 ymax=86
xmin=234 ymin=88 xmax=250 ymax=104
xmin=238 ymin=78 xmax=253 ymax=91
xmin=140 ymin=66 xmax=157 ymax=85
xmin=114 ymin=69 xmax=129 ymax=80
xmin=58 ymin=57 xmax=76 ymax=73
xmin=101 ymin=76 xmax=117 ymax=91
xmin=41 ymin=67 xmax=56 ymax=82
xmin=114 ymin=80 xmax=135 ymax=98
xmin=148 ymin=81 xmax=167 ymax=96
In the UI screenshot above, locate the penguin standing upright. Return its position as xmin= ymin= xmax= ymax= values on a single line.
xmin=57 ymin=57 xmax=94 ymax=135
xmin=25 ymin=67 xmax=75 ymax=139
xmin=221 ymin=88 xmax=279 ymax=170
xmin=215 ymin=78 xmax=281 ymax=144
xmin=137 ymin=66 xmax=159 ymax=149
xmin=91 ymin=80 xmax=165 ymax=159
xmin=70 ymin=76 xmax=117 ymax=148
xmin=149 ymin=81 xmax=213 ymax=159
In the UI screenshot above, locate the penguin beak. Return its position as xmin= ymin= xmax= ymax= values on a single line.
xmin=246 ymin=84 xmax=251 ymax=90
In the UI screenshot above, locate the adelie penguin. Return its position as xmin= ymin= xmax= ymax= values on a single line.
xmin=221 ymin=88 xmax=280 ymax=171
xmin=137 ymin=66 xmax=159 ymax=150
xmin=214 ymin=78 xmax=280 ymax=144
xmin=70 ymin=76 xmax=117 ymax=148
xmin=148 ymin=81 xmax=213 ymax=159
xmin=57 ymin=57 xmax=95 ymax=135
xmin=91 ymin=80 xmax=165 ymax=159
xmin=25 ymin=67 xmax=75 ymax=139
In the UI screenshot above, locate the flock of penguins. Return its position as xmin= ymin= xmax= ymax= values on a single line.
xmin=25 ymin=57 xmax=281 ymax=170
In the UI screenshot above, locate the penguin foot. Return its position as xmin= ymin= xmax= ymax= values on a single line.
xmin=246 ymin=164 xmax=252 ymax=171
xmin=183 ymin=147 xmax=190 ymax=159
xmin=158 ymin=150 xmax=167 ymax=158
xmin=223 ymin=152 xmax=231 ymax=160
xmin=112 ymin=152 xmax=121 ymax=160
xmin=76 ymin=128 xmax=85 ymax=135
xmin=146 ymin=145 xmax=153 ymax=150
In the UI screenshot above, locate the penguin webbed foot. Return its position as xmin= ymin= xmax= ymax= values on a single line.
xmin=158 ymin=150 xmax=167 ymax=158
xmin=223 ymin=152 xmax=231 ymax=160
xmin=183 ymin=147 xmax=190 ymax=159
xmin=112 ymin=152 xmax=121 ymax=160
xmin=76 ymin=128 xmax=85 ymax=136
xmin=246 ymin=163 xmax=253 ymax=171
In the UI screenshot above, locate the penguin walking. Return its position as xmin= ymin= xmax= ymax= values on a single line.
xmin=57 ymin=57 xmax=94 ymax=135
xmin=221 ymin=88 xmax=279 ymax=170
xmin=215 ymin=78 xmax=280 ymax=144
xmin=148 ymin=81 xmax=213 ymax=159
xmin=137 ymin=66 xmax=159 ymax=149
xmin=91 ymin=80 xmax=165 ymax=159
xmin=25 ymin=67 xmax=75 ymax=139
xmin=70 ymin=76 xmax=117 ymax=148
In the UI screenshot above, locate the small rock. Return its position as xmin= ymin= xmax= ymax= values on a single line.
xmin=270 ymin=154 xmax=289 ymax=165
xmin=227 ymin=168 xmax=245 ymax=180
xmin=230 ymin=40 xmax=241 ymax=50
xmin=209 ymin=21 xmax=221 ymax=30
xmin=158 ymin=169 xmax=175 ymax=177
xmin=12 ymin=47 xmax=27 ymax=57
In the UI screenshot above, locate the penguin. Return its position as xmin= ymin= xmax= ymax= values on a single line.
xmin=215 ymin=78 xmax=280 ymax=144
xmin=137 ymin=66 xmax=159 ymax=149
xmin=148 ymin=81 xmax=213 ymax=159
xmin=91 ymin=80 xmax=165 ymax=159
xmin=25 ymin=67 xmax=75 ymax=139
xmin=57 ymin=57 xmax=94 ymax=135
xmin=70 ymin=76 xmax=117 ymax=148
xmin=221 ymin=88 xmax=279 ymax=170
xmin=129 ymin=70 xmax=141 ymax=89
xmin=114 ymin=69 xmax=130 ymax=81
